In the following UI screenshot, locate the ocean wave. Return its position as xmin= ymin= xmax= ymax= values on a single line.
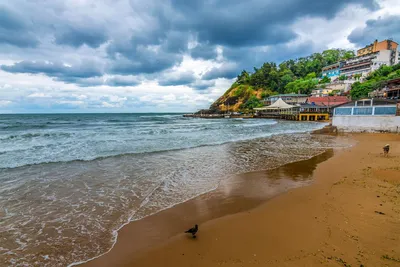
xmin=0 ymin=132 xmax=72 ymax=141
xmin=0 ymin=124 xmax=48 ymax=130
xmin=0 ymin=125 xmax=326 ymax=170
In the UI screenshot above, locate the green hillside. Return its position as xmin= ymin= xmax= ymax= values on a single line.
xmin=209 ymin=49 xmax=356 ymax=112
xmin=350 ymin=64 xmax=400 ymax=99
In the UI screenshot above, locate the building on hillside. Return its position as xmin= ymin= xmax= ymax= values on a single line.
xmin=325 ymin=82 xmax=349 ymax=91
xmin=368 ymin=77 xmax=400 ymax=99
xmin=322 ymin=39 xmax=400 ymax=80
xmin=311 ymin=88 xmax=335 ymax=97
xmin=385 ymin=77 xmax=400 ymax=99
xmin=321 ymin=62 xmax=344 ymax=79
xmin=332 ymin=98 xmax=400 ymax=132
xmin=357 ymin=39 xmax=398 ymax=59
xmin=263 ymin=93 xmax=308 ymax=106
xmin=340 ymin=50 xmax=396 ymax=78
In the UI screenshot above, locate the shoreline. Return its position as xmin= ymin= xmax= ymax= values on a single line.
xmin=80 ymin=133 xmax=400 ymax=267
xmin=79 ymin=136 xmax=347 ymax=267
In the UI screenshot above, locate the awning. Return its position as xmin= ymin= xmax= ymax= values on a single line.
xmin=254 ymin=98 xmax=294 ymax=111
xmin=265 ymin=98 xmax=294 ymax=109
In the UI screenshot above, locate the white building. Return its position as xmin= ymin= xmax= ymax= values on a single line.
xmin=332 ymin=99 xmax=400 ymax=132
xmin=340 ymin=50 xmax=396 ymax=78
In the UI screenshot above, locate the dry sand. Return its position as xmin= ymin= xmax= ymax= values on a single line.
xmin=82 ymin=133 xmax=400 ymax=267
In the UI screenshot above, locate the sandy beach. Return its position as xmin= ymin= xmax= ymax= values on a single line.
xmin=81 ymin=133 xmax=400 ymax=267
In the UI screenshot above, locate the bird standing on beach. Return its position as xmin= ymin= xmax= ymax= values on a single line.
xmin=185 ymin=224 xmax=198 ymax=238
xmin=383 ymin=144 xmax=390 ymax=157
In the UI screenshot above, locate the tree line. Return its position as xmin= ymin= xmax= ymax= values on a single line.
xmin=233 ymin=49 xmax=355 ymax=95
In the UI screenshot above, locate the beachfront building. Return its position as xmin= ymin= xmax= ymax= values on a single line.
xmin=255 ymin=98 xmax=329 ymax=121
xmin=263 ymin=93 xmax=308 ymax=106
xmin=293 ymin=104 xmax=330 ymax=121
xmin=321 ymin=62 xmax=344 ymax=79
xmin=307 ymin=96 xmax=349 ymax=108
xmin=332 ymin=98 xmax=400 ymax=132
xmin=255 ymin=98 xmax=294 ymax=118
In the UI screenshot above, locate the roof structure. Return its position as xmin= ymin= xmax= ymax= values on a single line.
xmin=307 ymin=96 xmax=349 ymax=107
xmin=254 ymin=98 xmax=294 ymax=110
xmin=335 ymin=98 xmax=398 ymax=107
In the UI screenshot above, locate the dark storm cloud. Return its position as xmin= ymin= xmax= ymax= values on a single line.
xmin=0 ymin=0 xmax=379 ymax=84
xmin=108 ymin=51 xmax=182 ymax=75
xmin=158 ymin=71 xmax=196 ymax=86
xmin=54 ymin=25 xmax=108 ymax=48
xmin=170 ymin=0 xmax=377 ymax=47
xmin=1 ymin=60 xmax=102 ymax=77
xmin=1 ymin=60 xmax=103 ymax=86
xmin=189 ymin=44 xmax=218 ymax=60
xmin=190 ymin=80 xmax=215 ymax=91
xmin=202 ymin=64 xmax=239 ymax=80
xmin=348 ymin=15 xmax=400 ymax=46
xmin=0 ymin=6 xmax=39 ymax=47
xmin=105 ymin=77 xmax=141 ymax=87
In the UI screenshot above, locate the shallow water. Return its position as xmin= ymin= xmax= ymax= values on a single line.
xmin=0 ymin=114 xmax=345 ymax=266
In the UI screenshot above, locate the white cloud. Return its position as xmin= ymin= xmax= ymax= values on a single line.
xmin=72 ymin=94 xmax=88 ymax=100
xmin=57 ymin=100 xmax=85 ymax=106
xmin=162 ymin=94 xmax=176 ymax=101
xmin=0 ymin=100 xmax=12 ymax=107
xmin=107 ymin=95 xmax=127 ymax=103
xmin=27 ymin=92 xmax=52 ymax=98
xmin=101 ymin=101 xmax=119 ymax=108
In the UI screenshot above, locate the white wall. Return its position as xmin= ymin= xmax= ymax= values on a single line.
xmin=333 ymin=115 xmax=400 ymax=132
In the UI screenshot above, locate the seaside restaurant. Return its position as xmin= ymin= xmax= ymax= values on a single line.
xmin=255 ymin=98 xmax=329 ymax=121
xmin=263 ymin=93 xmax=308 ymax=106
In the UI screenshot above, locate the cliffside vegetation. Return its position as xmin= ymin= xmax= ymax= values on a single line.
xmin=350 ymin=63 xmax=400 ymax=99
xmin=210 ymin=49 xmax=355 ymax=112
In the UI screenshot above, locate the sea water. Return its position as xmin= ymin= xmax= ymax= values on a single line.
xmin=0 ymin=113 xmax=338 ymax=266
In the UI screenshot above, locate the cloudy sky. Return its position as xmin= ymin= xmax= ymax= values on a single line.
xmin=1 ymin=0 xmax=400 ymax=113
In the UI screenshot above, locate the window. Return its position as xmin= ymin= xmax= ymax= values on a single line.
xmin=374 ymin=106 xmax=397 ymax=115
xmin=335 ymin=107 xmax=352 ymax=115
xmin=353 ymin=107 xmax=373 ymax=115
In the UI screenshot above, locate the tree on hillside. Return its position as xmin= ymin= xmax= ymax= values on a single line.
xmin=320 ymin=76 xmax=331 ymax=84
xmin=354 ymin=73 xmax=362 ymax=81
xmin=350 ymin=82 xmax=371 ymax=99
xmin=237 ymin=70 xmax=250 ymax=84
xmin=343 ymin=51 xmax=355 ymax=60
xmin=285 ymin=73 xmax=318 ymax=95
xmin=241 ymin=95 xmax=263 ymax=110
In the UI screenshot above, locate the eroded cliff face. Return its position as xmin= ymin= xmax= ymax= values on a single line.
xmin=208 ymin=85 xmax=264 ymax=112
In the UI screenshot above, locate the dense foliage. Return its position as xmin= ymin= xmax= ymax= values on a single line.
xmin=350 ymin=63 xmax=400 ymax=99
xmin=234 ymin=49 xmax=355 ymax=94
xmin=241 ymin=95 xmax=263 ymax=110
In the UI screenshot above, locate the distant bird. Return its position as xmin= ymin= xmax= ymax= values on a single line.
xmin=185 ymin=224 xmax=198 ymax=238
xmin=383 ymin=144 xmax=390 ymax=157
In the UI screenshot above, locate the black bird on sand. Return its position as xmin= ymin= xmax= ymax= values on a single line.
xmin=185 ymin=224 xmax=198 ymax=238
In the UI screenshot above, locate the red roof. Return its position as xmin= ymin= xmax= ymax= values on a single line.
xmin=307 ymin=96 xmax=349 ymax=107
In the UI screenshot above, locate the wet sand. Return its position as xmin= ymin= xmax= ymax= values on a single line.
xmin=81 ymin=133 xmax=400 ymax=267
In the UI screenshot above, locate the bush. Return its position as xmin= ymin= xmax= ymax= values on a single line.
xmin=242 ymin=95 xmax=263 ymax=110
